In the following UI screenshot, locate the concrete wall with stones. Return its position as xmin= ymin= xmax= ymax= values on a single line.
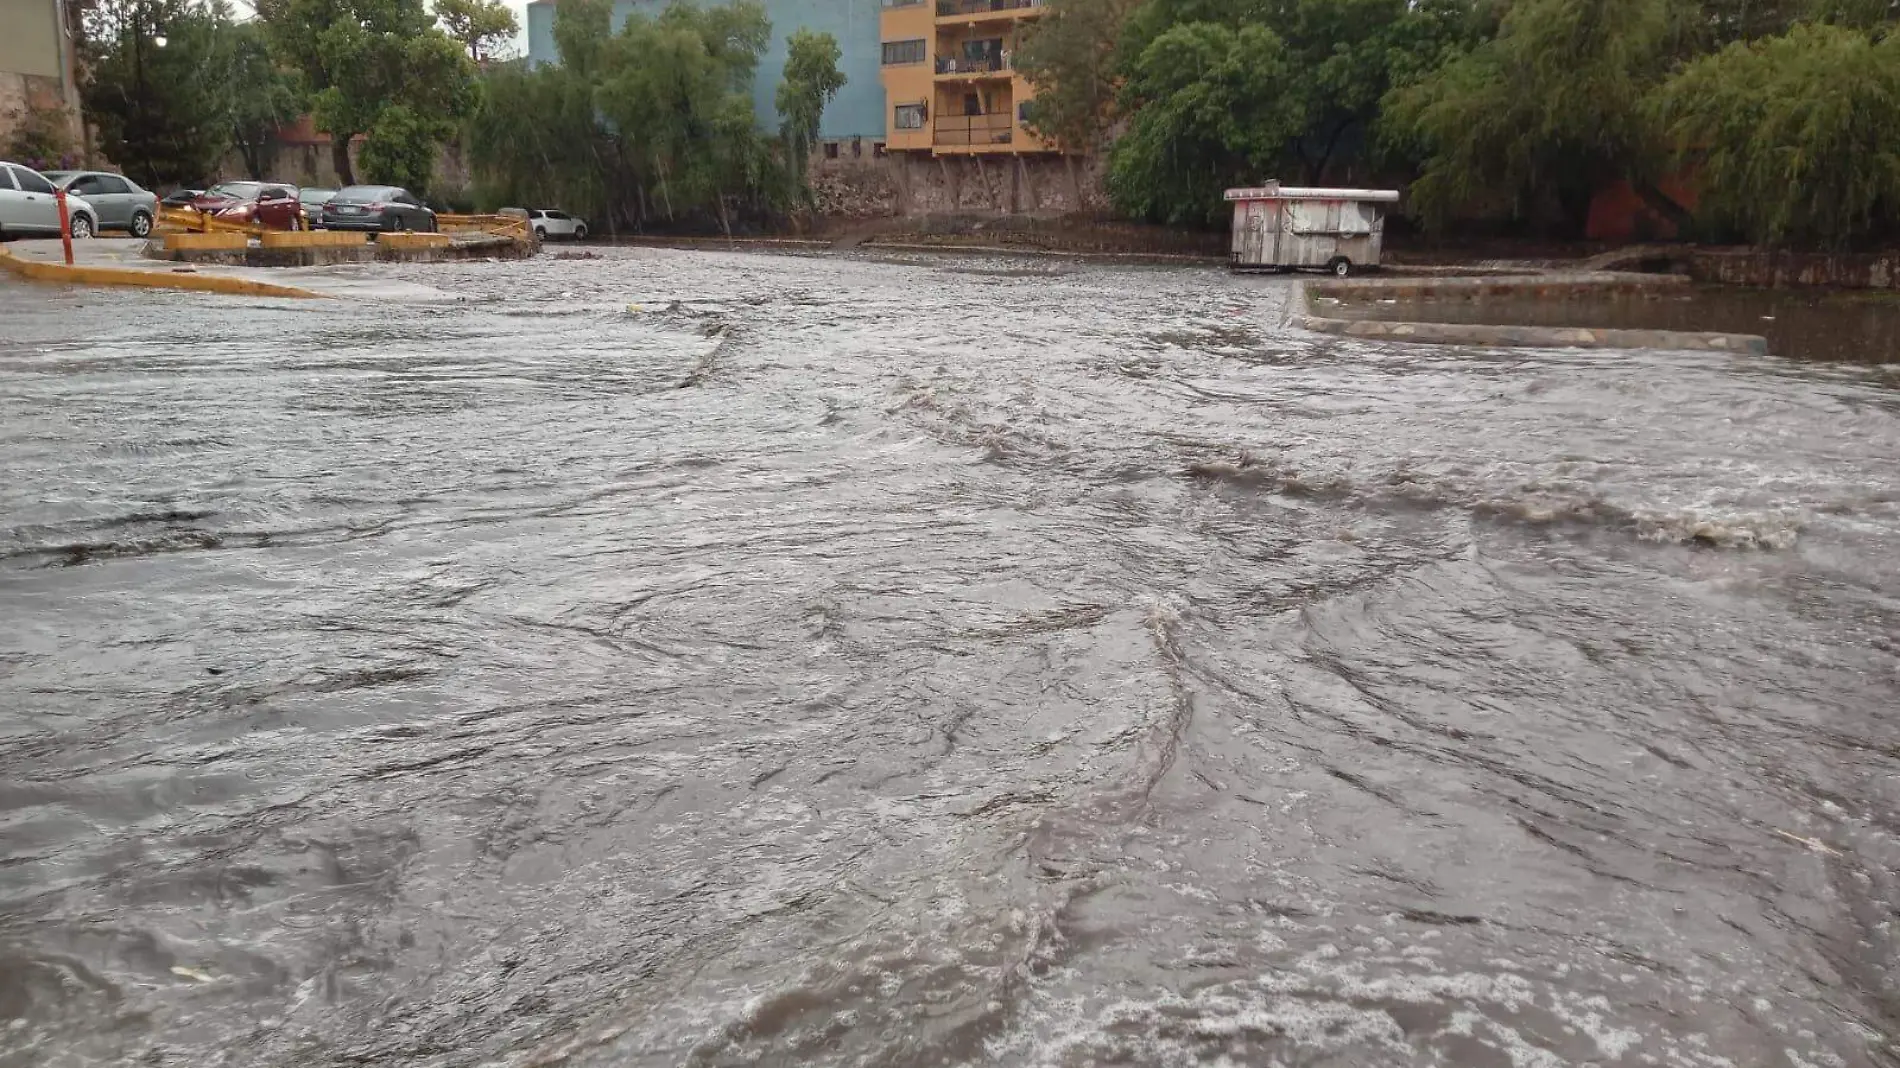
xmin=810 ymin=151 xmax=1108 ymax=219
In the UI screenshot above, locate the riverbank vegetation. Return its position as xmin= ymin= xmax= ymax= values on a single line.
xmin=464 ymin=0 xmax=844 ymax=233
xmin=1022 ymin=0 xmax=1900 ymax=247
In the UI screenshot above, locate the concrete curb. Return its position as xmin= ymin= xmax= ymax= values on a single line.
xmin=1288 ymin=273 xmax=1769 ymax=355
xmin=0 ymin=244 xmax=326 ymax=299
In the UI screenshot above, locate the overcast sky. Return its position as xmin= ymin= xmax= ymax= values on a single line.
xmin=504 ymin=0 xmax=533 ymax=57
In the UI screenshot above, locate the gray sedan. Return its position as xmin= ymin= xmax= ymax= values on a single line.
xmin=0 ymin=161 xmax=96 ymax=238
xmin=43 ymin=170 xmax=160 ymax=237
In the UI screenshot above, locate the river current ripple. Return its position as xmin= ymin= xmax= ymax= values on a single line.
xmin=3 ymin=248 xmax=1898 ymax=1068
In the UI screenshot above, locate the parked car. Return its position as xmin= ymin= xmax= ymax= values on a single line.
xmin=43 ymin=170 xmax=160 ymax=238
xmin=0 ymin=160 xmax=97 ymax=239
xmin=320 ymin=185 xmax=437 ymax=233
xmin=188 ymin=181 xmax=303 ymax=229
xmin=527 ymin=208 xmax=587 ymax=240
xmin=161 ymin=187 xmax=203 ymax=208
xmin=298 ymin=187 xmax=338 ymax=227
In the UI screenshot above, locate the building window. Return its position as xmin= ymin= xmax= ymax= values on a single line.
xmin=824 ymin=141 xmax=840 ymax=159
xmin=873 ymin=141 xmax=888 ymax=158
xmin=1018 ymin=101 xmax=1030 ymax=122
xmin=881 ymin=0 xmax=924 ymax=6
xmin=882 ymin=39 xmax=925 ymax=65
xmin=894 ymin=103 xmax=926 ymax=129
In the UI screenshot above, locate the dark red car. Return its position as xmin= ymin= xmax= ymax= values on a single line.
xmin=188 ymin=181 xmax=302 ymax=229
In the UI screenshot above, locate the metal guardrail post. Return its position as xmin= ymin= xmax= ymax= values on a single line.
xmin=56 ymin=189 xmax=73 ymax=265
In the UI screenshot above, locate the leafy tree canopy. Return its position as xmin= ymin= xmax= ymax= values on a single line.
xmin=436 ymin=0 xmax=520 ymax=61
xmin=257 ymin=0 xmax=476 ymax=186
xmin=466 ymin=0 xmax=838 ymax=233
xmin=1653 ymin=21 xmax=1900 ymax=246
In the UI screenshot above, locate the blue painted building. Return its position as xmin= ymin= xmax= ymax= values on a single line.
xmin=524 ymin=0 xmax=885 ymax=141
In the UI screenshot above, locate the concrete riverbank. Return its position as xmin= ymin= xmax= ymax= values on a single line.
xmin=1292 ymin=272 xmax=1771 ymax=355
xmin=0 ymin=239 xmax=460 ymax=301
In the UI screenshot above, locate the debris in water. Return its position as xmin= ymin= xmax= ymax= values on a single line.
xmin=1770 ymin=828 xmax=1842 ymax=856
xmin=170 ymin=965 xmax=217 ymax=983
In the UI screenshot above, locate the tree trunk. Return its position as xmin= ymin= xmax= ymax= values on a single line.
xmin=236 ymin=139 xmax=263 ymax=181
xmin=656 ymin=158 xmax=674 ymax=221
xmin=1303 ymin=119 xmax=1351 ymax=186
xmin=330 ymin=135 xmax=355 ymax=187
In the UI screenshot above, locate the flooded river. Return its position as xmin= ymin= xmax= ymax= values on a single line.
xmin=3 ymin=248 xmax=1899 ymax=1068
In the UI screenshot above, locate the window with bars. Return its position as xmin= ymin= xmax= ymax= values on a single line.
xmin=894 ymin=103 xmax=927 ymax=129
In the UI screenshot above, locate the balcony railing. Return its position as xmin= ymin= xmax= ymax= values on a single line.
xmin=935 ymin=51 xmax=1011 ymax=75
xmin=934 ymin=113 xmax=1015 ymax=146
xmin=936 ymin=0 xmax=1043 ymax=17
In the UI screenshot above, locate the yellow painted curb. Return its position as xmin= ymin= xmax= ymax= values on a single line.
xmin=261 ymin=230 xmax=367 ymax=248
xmin=0 ymin=245 xmax=326 ymax=299
xmin=165 ymin=231 xmax=251 ymax=251
xmin=378 ymin=232 xmax=452 ymax=250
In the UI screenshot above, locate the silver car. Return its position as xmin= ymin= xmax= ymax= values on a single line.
xmin=0 ymin=161 xmax=96 ymax=239
xmin=44 ymin=170 xmax=159 ymax=237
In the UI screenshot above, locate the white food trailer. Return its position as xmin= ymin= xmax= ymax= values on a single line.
xmin=1225 ymin=183 xmax=1401 ymax=276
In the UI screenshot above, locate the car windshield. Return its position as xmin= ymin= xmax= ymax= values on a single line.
xmin=42 ymin=171 xmax=76 ymax=184
xmin=206 ymin=182 xmax=262 ymax=199
xmin=335 ymin=186 xmax=401 ymax=202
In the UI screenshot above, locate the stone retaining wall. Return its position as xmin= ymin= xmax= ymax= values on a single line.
xmin=1292 ymin=273 xmax=1768 ymax=355
xmin=808 ymin=153 xmax=1109 ymax=219
xmin=1687 ymin=248 xmax=1900 ymax=290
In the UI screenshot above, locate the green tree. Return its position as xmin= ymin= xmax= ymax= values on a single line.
xmin=1652 ymin=21 xmax=1900 ymax=246
xmin=257 ymin=0 xmax=477 ymax=186
xmin=467 ymin=0 xmax=804 ymax=232
xmin=220 ymin=20 xmax=304 ymax=180
xmin=358 ymin=104 xmax=444 ymax=192
xmin=1381 ymin=0 xmax=1684 ymax=234
xmin=435 ymin=0 xmax=520 ymax=61
xmin=593 ymin=3 xmax=775 ymax=226
xmin=1105 ymin=21 xmax=1307 ymax=224
xmin=467 ymin=58 xmax=612 ymax=219
xmin=1808 ymin=0 xmax=1900 ymax=28
xmin=79 ymin=0 xmax=232 ymax=187
xmin=1015 ymin=0 xmax=1145 ymax=151
xmin=776 ymin=29 xmax=845 ymax=196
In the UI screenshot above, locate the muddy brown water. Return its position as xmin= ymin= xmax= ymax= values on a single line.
xmin=3 ymin=249 xmax=1899 ymax=1068
xmin=1335 ymin=284 xmax=1900 ymax=363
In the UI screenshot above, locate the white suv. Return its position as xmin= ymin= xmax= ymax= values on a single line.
xmin=0 ymin=161 xmax=97 ymax=239
xmin=527 ymin=209 xmax=587 ymax=241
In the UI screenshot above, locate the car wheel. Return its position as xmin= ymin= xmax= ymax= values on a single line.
xmin=130 ymin=211 xmax=153 ymax=238
xmin=68 ymin=213 xmax=94 ymax=239
xmin=421 ymin=215 xmax=437 ymax=234
xmin=574 ymin=224 xmax=588 ymax=241
xmin=1328 ymin=256 xmax=1352 ymax=278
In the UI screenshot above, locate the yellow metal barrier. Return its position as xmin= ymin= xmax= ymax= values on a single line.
xmin=437 ymin=213 xmax=532 ymax=240
xmin=158 ymin=207 xmax=265 ymax=237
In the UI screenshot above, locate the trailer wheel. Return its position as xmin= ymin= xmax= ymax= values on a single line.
xmin=1328 ymin=256 xmax=1353 ymax=278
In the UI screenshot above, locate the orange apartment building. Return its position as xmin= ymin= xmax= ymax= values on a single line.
xmin=878 ymin=0 xmax=1058 ymax=157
